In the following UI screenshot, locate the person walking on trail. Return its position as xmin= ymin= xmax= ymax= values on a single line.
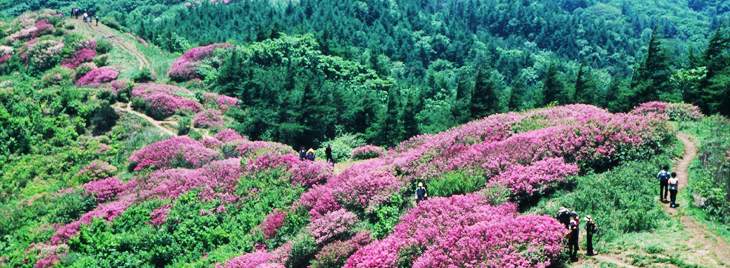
xmin=556 ymin=207 xmax=571 ymax=229
xmin=415 ymin=182 xmax=428 ymax=204
xmin=669 ymin=172 xmax=679 ymax=208
xmin=83 ymin=12 xmax=88 ymax=23
xmin=299 ymin=146 xmax=306 ymax=161
xmin=584 ymin=215 xmax=597 ymax=256
xmin=95 ymin=16 xmax=99 ymax=26
xmin=657 ymin=165 xmax=671 ymax=203
xmin=568 ymin=215 xmax=580 ymax=261
xmin=306 ymin=148 xmax=316 ymax=161
xmin=325 ymin=144 xmax=333 ymax=166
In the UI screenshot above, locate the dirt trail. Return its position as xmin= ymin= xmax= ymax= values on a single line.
xmin=666 ymin=133 xmax=730 ymax=266
xmin=573 ymin=133 xmax=730 ymax=268
xmin=113 ymin=102 xmax=176 ymax=137
xmin=69 ymin=19 xmax=151 ymax=71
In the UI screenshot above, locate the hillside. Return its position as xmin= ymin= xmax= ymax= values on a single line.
xmin=1 ymin=7 xmax=730 ymax=268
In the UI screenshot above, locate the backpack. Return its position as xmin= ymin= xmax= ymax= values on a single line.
xmin=658 ymin=170 xmax=670 ymax=182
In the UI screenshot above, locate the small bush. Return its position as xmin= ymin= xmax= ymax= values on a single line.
xmin=177 ymin=116 xmax=192 ymax=136
xmin=95 ymin=39 xmax=112 ymax=54
xmin=351 ymin=145 xmax=385 ymax=160
xmin=100 ymin=17 xmax=122 ymax=31
xmin=65 ymin=24 xmax=75 ymax=30
xmin=93 ymin=54 xmax=109 ymax=67
xmin=132 ymin=68 xmax=154 ymax=83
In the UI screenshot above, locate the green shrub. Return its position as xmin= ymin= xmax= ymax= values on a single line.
xmin=132 ymin=67 xmax=154 ymax=83
xmin=428 ymin=169 xmax=488 ymax=197
xmin=95 ymin=40 xmax=112 ymax=54
xmin=314 ymin=132 xmax=366 ymax=163
xmin=177 ymin=116 xmax=192 ymax=136
xmin=188 ymin=128 xmax=203 ymax=140
xmin=65 ymin=24 xmax=76 ymax=30
xmin=93 ymin=54 xmax=109 ymax=67
xmin=100 ymin=17 xmax=123 ymax=31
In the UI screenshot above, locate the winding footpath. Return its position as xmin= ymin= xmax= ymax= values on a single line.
xmin=70 ymin=19 xmax=151 ymax=71
xmin=575 ymin=132 xmax=730 ymax=268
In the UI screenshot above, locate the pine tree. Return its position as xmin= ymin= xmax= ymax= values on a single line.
xmin=541 ymin=62 xmax=565 ymax=106
xmin=700 ymin=27 xmax=730 ymax=115
xmin=469 ymin=61 xmax=502 ymax=119
xmin=508 ymin=74 xmax=527 ymax=111
xmin=401 ymin=87 xmax=422 ymax=141
xmin=574 ymin=63 xmax=597 ymax=104
xmin=630 ymin=28 xmax=673 ymax=107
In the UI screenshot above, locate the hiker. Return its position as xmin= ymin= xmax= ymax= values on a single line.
xmin=556 ymin=207 xmax=571 ymax=229
xmin=415 ymin=182 xmax=428 ymax=204
xmin=83 ymin=12 xmax=88 ymax=23
xmin=306 ymin=148 xmax=316 ymax=161
xmin=299 ymin=146 xmax=306 ymax=161
xmin=584 ymin=215 xmax=597 ymax=256
xmin=669 ymin=172 xmax=679 ymax=208
xmin=325 ymin=144 xmax=333 ymax=165
xmin=95 ymin=16 xmax=99 ymax=26
xmin=568 ymin=214 xmax=580 ymax=261
xmin=657 ymin=165 xmax=671 ymax=203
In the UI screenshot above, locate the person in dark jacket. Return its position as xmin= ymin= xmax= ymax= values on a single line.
xmin=584 ymin=215 xmax=597 ymax=256
xmin=325 ymin=144 xmax=333 ymax=165
xmin=657 ymin=165 xmax=671 ymax=202
xmin=556 ymin=207 xmax=571 ymax=229
xmin=299 ymin=146 xmax=306 ymax=161
xmin=415 ymin=182 xmax=428 ymax=204
xmin=306 ymin=148 xmax=316 ymax=161
xmin=569 ymin=215 xmax=580 ymax=261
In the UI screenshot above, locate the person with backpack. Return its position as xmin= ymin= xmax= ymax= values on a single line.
xmin=95 ymin=16 xmax=99 ymax=26
xmin=325 ymin=144 xmax=333 ymax=166
xmin=568 ymin=215 xmax=580 ymax=261
xmin=584 ymin=215 xmax=597 ymax=256
xmin=657 ymin=165 xmax=671 ymax=203
xmin=556 ymin=207 xmax=571 ymax=229
xmin=306 ymin=148 xmax=316 ymax=161
xmin=299 ymin=146 xmax=306 ymax=161
xmin=668 ymin=172 xmax=679 ymax=208
xmin=415 ymin=182 xmax=428 ymax=204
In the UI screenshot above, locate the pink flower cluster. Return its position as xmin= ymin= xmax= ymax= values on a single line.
xmin=345 ymin=197 xmax=565 ymax=268
xmin=200 ymin=92 xmax=240 ymax=112
xmin=128 ymin=137 xmax=219 ymax=171
xmin=288 ymin=160 xmax=332 ymax=188
xmin=6 ymin=19 xmax=54 ymax=43
xmin=331 ymin=159 xmax=402 ymax=212
xmin=77 ymin=160 xmax=118 ymax=181
xmin=215 ymin=128 xmax=246 ymax=142
xmin=61 ymin=48 xmax=96 ymax=69
xmin=167 ymin=43 xmax=232 ymax=81
xmin=296 ymin=185 xmax=342 ymax=219
xmin=194 ymin=109 xmax=228 ymax=128
xmin=631 ymin=101 xmax=704 ymax=122
xmin=311 ymin=231 xmax=371 ymax=268
xmin=350 ymin=145 xmax=385 ymax=160
xmin=76 ymin=67 xmax=119 ymax=86
xmin=51 ymin=196 xmax=134 ymax=244
xmin=84 ymin=177 xmax=124 ymax=202
xmin=234 ymin=141 xmax=296 ymax=157
xmin=486 ymin=157 xmax=580 ymax=196
xmin=148 ymin=204 xmax=172 ymax=226
xmin=259 ymin=209 xmax=287 ymax=240
xmin=217 ymin=251 xmax=282 ymax=268
xmin=26 ymin=242 xmax=67 ymax=268
xmin=306 ymin=209 xmax=359 ymax=245
xmin=131 ymin=83 xmax=202 ymax=118
xmin=109 ymin=79 xmax=133 ymax=94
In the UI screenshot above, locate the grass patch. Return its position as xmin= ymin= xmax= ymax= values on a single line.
xmin=136 ymin=41 xmax=179 ymax=81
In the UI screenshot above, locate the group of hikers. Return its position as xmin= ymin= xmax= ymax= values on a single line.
xmin=555 ymin=207 xmax=597 ymax=261
xmin=298 ymin=144 xmax=334 ymax=166
xmin=555 ymin=164 xmax=681 ymax=261
xmin=67 ymin=8 xmax=99 ymax=26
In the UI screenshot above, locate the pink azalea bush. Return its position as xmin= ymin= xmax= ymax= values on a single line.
xmin=128 ymin=137 xmax=219 ymax=171
xmin=345 ymin=197 xmax=565 ymax=268
xmin=84 ymin=177 xmax=124 ymax=202
xmin=215 ymin=128 xmax=246 ymax=142
xmin=631 ymin=101 xmax=704 ymax=122
xmin=259 ymin=209 xmax=287 ymax=240
xmin=77 ymin=160 xmax=118 ymax=181
xmin=131 ymin=83 xmax=202 ymax=119
xmin=6 ymin=19 xmax=54 ymax=43
xmin=311 ymin=231 xmax=371 ymax=268
xmin=167 ymin=43 xmax=232 ymax=82
xmin=288 ymin=160 xmax=332 ymax=188
xmin=194 ymin=109 xmax=228 ymax=128
xmin=306 ymin=209 xmax=359 ymax=245
xmin=61 ymin=48 xmax=96 ymax=69
xmin=148 ymin=204 xmax=172 ymax=226
xmin=296 ymin=185 xmax=342 ymax=219
xmin=350 ymin=145 xmax=385 ymax=160
xmin=76 ymin=67 xmax=119 ymax=86
xmin=217 ymin=251 xmax=274 ymax=268
xmin=486 ymin=157 xmax=580 ymax=196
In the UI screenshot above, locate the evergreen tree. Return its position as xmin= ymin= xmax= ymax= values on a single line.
xmin=401 ymin=87 xmax=421 ymax=141
xmin=469 ymin=61 xmax=502 ymax=119
xmin=377 ymin=86 xmax=403 ymax=146
xmin=574 ymin=63 xmax=597 ymax=104
xmin=541 ymin=62 xmax=565 ymax=106
xmin=700 ymin=27 xmax=730 ymax=115
xmin=508 ymin=74 xmax=527 ymax=111
xmin=630 ymin=28 xmax=673 ymax=107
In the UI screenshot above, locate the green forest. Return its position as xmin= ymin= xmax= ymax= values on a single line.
xmin=1 ymin=0 xmax=729 ymax=148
